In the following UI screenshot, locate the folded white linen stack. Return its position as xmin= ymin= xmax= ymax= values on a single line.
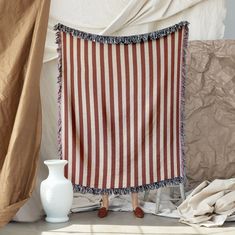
xmin=178 ymin=179 xmax=235 ymax=227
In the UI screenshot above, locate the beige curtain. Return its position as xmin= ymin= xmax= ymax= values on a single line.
xmin=0 ymin=0 xmax=50 ymax=227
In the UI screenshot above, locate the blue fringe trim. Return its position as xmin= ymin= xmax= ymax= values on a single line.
xmin=180 ymin=23 xmax=189 ymax=183
xmin=73 ymin=176 xmax=184 ymax=195
xmin=55 ymin=29 xmax=63 ymax=160
xmin=54 ymin=21 xmax=189 ymax=44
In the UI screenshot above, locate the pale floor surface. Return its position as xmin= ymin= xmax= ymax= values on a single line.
xmin=1 ymin=212 xmax=235 ymax=235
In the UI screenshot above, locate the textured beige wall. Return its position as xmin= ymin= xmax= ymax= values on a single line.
xmin=185 ymin=40 xmax=235 ymax=189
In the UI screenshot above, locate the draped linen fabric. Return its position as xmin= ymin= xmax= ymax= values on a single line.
xmin=178 ymin=179 xmax=235 ymax=227
xmin=56 ymin=22 xmax=188 ymax=194
xmin=0 ymin=0 xmax=50 ymax=227
xmin=44 ymin=0 xmax=226 ymax=62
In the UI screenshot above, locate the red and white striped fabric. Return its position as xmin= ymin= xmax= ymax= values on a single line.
xmin=55 ymin=22 xmax=189 ymax=194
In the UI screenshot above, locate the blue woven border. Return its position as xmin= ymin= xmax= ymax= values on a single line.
xmin=54 ymin=21 xmax=189 ymax=44
xmin=180 ymin=23 xmax=189 ymax=184
xmin=55 ymin=28 xmax=63 ymax=160
xmin=73 ymin=176 xmax=184 ymax=195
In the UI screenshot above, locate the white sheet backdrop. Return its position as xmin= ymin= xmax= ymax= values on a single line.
xmin=14 ymin=0 xmax=226 ymax=222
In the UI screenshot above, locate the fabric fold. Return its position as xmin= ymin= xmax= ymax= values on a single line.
xmin=0 ymin=0 xmax=50 ymax=227
xmin=178 ymin=179 xmax=235 ymax=227
xmin=43 ymin=0 xmax=226 ymax=62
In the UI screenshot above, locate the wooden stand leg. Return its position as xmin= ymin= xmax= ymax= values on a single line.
xmin=180 ymin=183 xmax=186 ymax=201
xmin=169 ymin=187 xmax=174 ymax=199
xmin=144 ymin=190 xmax=150 ymax=201
xmin=155 ymin=188 xmax=162 ymax=214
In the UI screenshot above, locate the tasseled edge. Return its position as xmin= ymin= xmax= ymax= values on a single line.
xmin=73 ymin=176 xmax=184 ymax=195
xmin=180 ymin=24 xmax=189 ymax=183
xmin=55 ymin=30 xmax=63 ymax=160
xmin=54 ymin=21 xmax=189 ymax=44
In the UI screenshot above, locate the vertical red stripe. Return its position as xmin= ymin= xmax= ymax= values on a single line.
xmin=176 ymin=29 xmax=183 ymax=176
xmin=163 ymin=36 xmax=168 ymax=179
xmin=70 ymin=35 xmax=76 ymax=183
xmin=132 ymin=44 xmax=139 ymax=187
xmin=148 ymin=40 xmax=154 ymax=183
xmin=100 ymin=43 xmax=108 ymax=189
xmin=92 ymin=42 xmax=100 ymax=188
xmin=77 ymin=38 xmax=84 ymax=185
xmin=140 ymin=42 xmax=146 ymax=185
xmin=108 ymin=44 xmax=116 ymax=188
xmin=116 ymin=45 xmax=124 ymax=188
xmin=62 ymin=32 xmax=68 ymax=178
xmin=124 ymin=45 xmax=131 ymax=187
xmin=156 ymin=39 xmax=161 ymax=181
xmin=84 ymin=40 xmax=92 ymax=186
xmin=170 ymin=33 xmax=175 ymax=178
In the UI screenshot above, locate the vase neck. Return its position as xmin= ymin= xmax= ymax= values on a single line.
xmin=47 ymin=164 xmax=66 ymax=180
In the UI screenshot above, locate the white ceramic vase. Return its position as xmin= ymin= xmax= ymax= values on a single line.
xmin=40 ymin=159 xmax=73 ymax=223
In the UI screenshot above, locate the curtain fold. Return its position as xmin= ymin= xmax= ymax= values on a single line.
xmin=0 ymin=0 xmax=50 ymax=227
xmin=44 ymin=0 xmax=226 ymax=62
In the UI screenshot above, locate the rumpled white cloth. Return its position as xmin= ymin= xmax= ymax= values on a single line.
xmin=71 ymin=179 xmax=235 ymax=227
xmin=44 ymin=0 xmax=226 ymax=62
xmin=178 ymin=179 xmax=235 ymax=227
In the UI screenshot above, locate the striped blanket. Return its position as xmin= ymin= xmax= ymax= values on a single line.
xmin=55 ymin=22 xmax=189 ymax=194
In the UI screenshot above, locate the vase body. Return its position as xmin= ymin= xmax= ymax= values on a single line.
xmin=40 ymin=159 xmax=73 ymax=223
